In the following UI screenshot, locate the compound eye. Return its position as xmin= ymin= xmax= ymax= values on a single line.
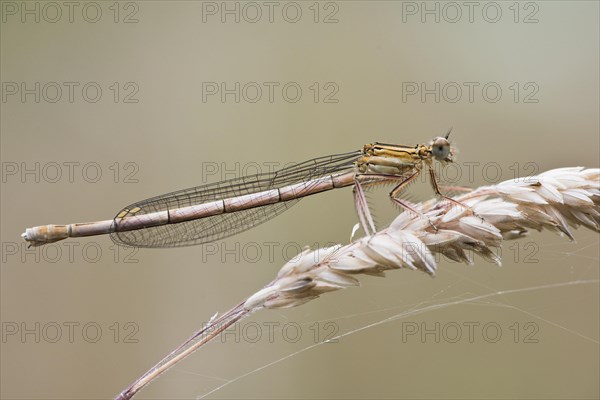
xmin=431 ymin=138 xmax=450 ymax=160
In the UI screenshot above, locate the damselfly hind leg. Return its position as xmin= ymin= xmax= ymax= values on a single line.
xmin=353 ymin=176 xmax=376 ymax=236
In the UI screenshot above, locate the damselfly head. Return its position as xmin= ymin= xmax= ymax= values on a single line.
xmin=430 ymin=133 xmax=454 ymax=162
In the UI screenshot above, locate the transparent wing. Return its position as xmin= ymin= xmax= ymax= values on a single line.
xmin=110 ymin=151 xmax=361 ymax=248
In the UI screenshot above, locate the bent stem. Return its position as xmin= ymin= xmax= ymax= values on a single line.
xmin=115 ymin=300 xmax=252 ymax=400
xmin=114 ymin=167 xmax=599 ymax=399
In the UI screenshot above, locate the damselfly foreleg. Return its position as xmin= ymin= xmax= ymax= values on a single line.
xmin=427 ymin=167 xmax=484 ymax=221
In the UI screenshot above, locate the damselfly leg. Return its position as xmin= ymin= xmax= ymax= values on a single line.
xmin=427 ymin=165 xmax=485 ymax=221
xmin=354 ymin=171 xmax=440 ymax=232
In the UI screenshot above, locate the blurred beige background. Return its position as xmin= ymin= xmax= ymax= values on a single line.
xmin=1 ymin=1 xmax=598 ymax=399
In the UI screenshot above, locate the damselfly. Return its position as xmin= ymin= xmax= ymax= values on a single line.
xmin=22 ymin=129 xmax=464 ymax=248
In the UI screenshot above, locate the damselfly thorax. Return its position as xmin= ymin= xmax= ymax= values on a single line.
xmin=350 ymin=131 xmax=457 ymax=235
